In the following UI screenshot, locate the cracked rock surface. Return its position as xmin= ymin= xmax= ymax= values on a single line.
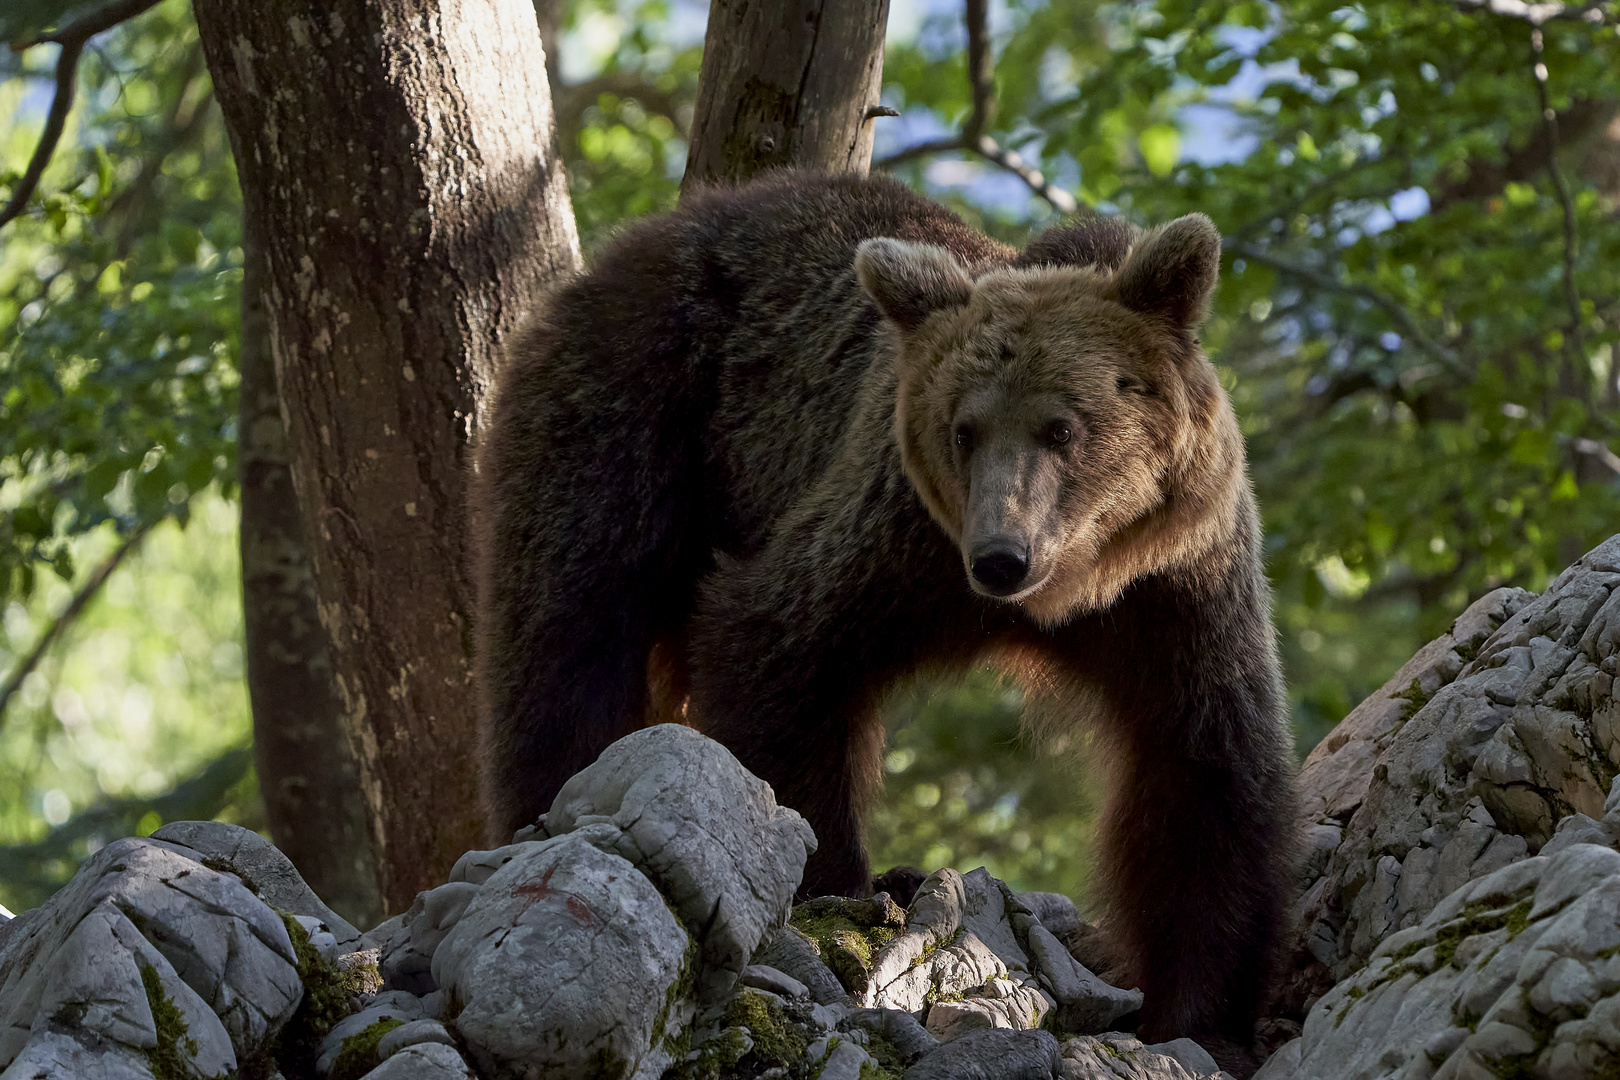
xmin=545 ymin=723 xmax=818 ymax=1005
xmin=1283 ymin=538 xmax=1620 ymax=1015
xmin=431 ymin=833 xmax=696 ymax=1080
xmin=0 ymin=835 xmax=303 ymax=1078
xmin=1259 ymin=837 xmax=1620 ymax=1079
xmin=1257 ymin=533 xmax=1620 ymax=1077
xmin=3 ymin=724 xmax=1218 ymax=1080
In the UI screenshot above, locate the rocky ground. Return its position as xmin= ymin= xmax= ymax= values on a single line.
xmin=5 ymin=537 xmax=1620 ymax=1079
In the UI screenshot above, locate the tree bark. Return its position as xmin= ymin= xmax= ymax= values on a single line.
xmin=238 ymin=219 xmax=384 ymax=929
xmin=682 ymin=0 xmax=891 ymax=192
xmin=195 ymin=0 xmax=581 ymax=911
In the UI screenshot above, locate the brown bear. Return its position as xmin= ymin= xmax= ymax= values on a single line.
xmin=473 ymin=170 xmax=1295 ymax=1054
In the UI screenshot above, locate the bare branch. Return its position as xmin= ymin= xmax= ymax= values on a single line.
xmin=10 ymin=0 xmax=164 ymax=48
xmin=1227 ymin=241 xmax=1463 ymax=375
xmin=1529 ymin=26 xmax=1587 ymax=366
xmin=963 ymin=0 xmax=994 ymax=140
xmin=0 ymin=524 xmax=150 ymax=724
xmin=874 ymin=0 xmax=1079 ymax=215
xmin=971 ymin=135 xmax=1079 ymax=213
xmin=876 ymin=136 xmax=966 ymax=169
xmin=1573 ymin=436 xmax=1620 ymax=475
xmin=1 ymin=0 xmax=165 ymax=231
xmin=1448 ymin=0 xmax=1614 ymax=24
xmin=0 ymin=38 xmax=83 ymax=230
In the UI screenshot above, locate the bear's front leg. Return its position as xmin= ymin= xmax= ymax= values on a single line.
xmin=686 ymin=478 xmax=960 ymax=899
xmin=1066 ymin=554 xmax=1296 ymax=1055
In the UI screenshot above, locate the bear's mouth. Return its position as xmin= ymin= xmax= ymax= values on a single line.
xmin=968 ymin=570 xmax=1052 ymax=604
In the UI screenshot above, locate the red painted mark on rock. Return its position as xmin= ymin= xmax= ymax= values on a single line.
xmin=512 ymin=863 xmax=599 ymax=926
xmin=513 ymin=864 xmax=558 ymax=904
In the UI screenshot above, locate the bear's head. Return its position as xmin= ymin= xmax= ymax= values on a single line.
xmin=855 ymin=213 xmax=1247 ymax=625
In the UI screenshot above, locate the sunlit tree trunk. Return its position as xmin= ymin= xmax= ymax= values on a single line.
xmin=195 ymin=0 xmax=580 ymax=911
xmin=238 ymin=221 xmax=383 ymax=929
xmin=682 ymin=0 xmax=891 ymax=192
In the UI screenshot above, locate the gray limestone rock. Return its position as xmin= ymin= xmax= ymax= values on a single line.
xmin=0 ymin=1028 xmax=159 ymax=1080
xmin=377 ymin=1017 xmax=456 ymax=1057
xmin=1284 ymin=540 xmax=1620 ymax=1006
xmin=317 ymin=991 xmax=426 ymax=1075
xmin=361 ymin=1041 xmax=476 ymax=1079
xmin=431 ymin=833 xmax=695 ymax=1080
xmin=375 ymin=877 xmax=490 ymax=998
xmin=1260 ymin=842 xmax=1620 ymax=1079
xmin=1017 ymin=891 xmax=1081 ymax=941
xmin=751 ymin=924 xmax=850 ymax=1006
xmin=740 ymin=964 xmax=809 ymax=999
xmin=152 ymin=819 xmax=361 ymax=951
xmin=446 ymin=845 xmax=530 ymax=887
xmin=1022 ymin=919 xmax=1141 ymax=1034
xmin=903 ymin=1027 xmax=1063 ymax=1079
xmin=1058 ymin=1033 xmax=1228 ymax=1079
xmin=840 ymin=1007 xmax=939 ymax=1065
xmin=546 ymin=724 xmax=817 ymax=1005
xmin=0 ymin=836 xmax=302 ymax=1077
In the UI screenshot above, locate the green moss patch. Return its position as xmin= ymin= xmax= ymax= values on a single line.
xmin=328 ymin=1017 xmax=403 ymax=1080
xmin=1395 ymin=679 xmax=1434 ymax=724
xmin=652 ymin=918 xmax=698 ymax=1057
xmin=137 ymin=960 xmax=211 ymax=1080
xmin=270 ymin=911 xmax=357 ymax=1078
xmin=725 ymin=988 xmax=808 ymax=1068
xmin=664 ymin=1026 xmax=752 ymax=1080
xmin=200 ymin=857 xmax=259 ymax=895
xmin=790 ymin=898 xmax=903 ymax=993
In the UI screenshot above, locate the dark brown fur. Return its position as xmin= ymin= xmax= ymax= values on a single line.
xmin=472 ymin=171 xmax=1295 ymax=1051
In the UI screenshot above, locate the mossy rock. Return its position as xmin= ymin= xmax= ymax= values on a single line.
xmin=270 ymin=911 xmax=361 ymax=1077
xmin=789 ymin=897 xmax=903 ymax=993
xmin=329 ymin=1017 xmax=405 ymax=1080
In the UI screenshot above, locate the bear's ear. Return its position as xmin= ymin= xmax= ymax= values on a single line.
xmin=1107 ymin=213 xmax=1222 ymax=330
xmin=855 ymin=238 xmax=975 ymax=332
xmin=1014 ymin=215 xmax=1138 ymax=273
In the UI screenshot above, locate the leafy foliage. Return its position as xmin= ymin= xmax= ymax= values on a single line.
xmin=1 ymin=0 xmax=240 ymax=599
xmin=6 ymin=0 xmax=1620 ymax=910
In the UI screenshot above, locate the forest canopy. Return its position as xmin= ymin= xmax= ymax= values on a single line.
xmin=2 ymin=0 xmax=1618 ymax=912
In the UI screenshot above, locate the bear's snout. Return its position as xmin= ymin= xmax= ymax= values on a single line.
xmin=969 ymin=540 xmax=1030 ymax=596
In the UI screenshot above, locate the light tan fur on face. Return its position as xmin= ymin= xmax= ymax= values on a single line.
xmin=885 ymin=239 xmax=1245 ymax=627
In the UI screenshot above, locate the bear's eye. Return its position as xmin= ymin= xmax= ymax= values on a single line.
xmin=1045 ymin=421 xmax=1072 ymax=448
xmin=953 ymin=426 xmax=972 ymax=450
xmin=1117 ymin=376 xmax=1145 ymax=395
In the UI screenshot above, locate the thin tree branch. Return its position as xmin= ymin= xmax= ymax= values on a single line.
xmin=1227 ymin=241 xmax=1464 ymax=375
xmin=1448 ymin=0 xmax=1614 ymax=24
xmin=0 ymin=524 xmax=151 ymax=723
xmin=1572 ymin=436 xmax=1620 ymax=475
xmin=0 ymin=38 xmax=84 ymax=230
xmin=0 ymin=0 xmax=164 ymax=231
xmin=1530 ymin=27 xmax=1587 ymax=368
xmin=10 ymin=0 xmax=164 ymax=48
xmin=963 ymin=0 xmax=994 ymax=141
xmin=875 ymin=0 xmax=1079 ymax=214
xmin=970 ymin=134 xmax=1079 ymax=213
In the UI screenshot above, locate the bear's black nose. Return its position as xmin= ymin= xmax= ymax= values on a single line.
xmin=970 ymin=544 xmax=1029 ymax=595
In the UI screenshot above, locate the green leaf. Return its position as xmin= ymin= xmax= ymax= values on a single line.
xmin=1138 ymin=123 xmax=1181 ymax=178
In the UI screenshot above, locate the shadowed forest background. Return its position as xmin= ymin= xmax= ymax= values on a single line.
xmin=3 ymin=0 xmax=1619 ymax=926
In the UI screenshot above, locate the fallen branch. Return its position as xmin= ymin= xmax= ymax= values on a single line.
xmin=0 ymin=0 xmax=164 ymax=230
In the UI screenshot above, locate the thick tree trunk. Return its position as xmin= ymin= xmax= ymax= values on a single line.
xmin=682 ymin=0 xmax=891 ymax=192
xmin=238 ymin=221 xmax=384 ymax=929
xmin=195 ymin=0 xmax=581 ymax=911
